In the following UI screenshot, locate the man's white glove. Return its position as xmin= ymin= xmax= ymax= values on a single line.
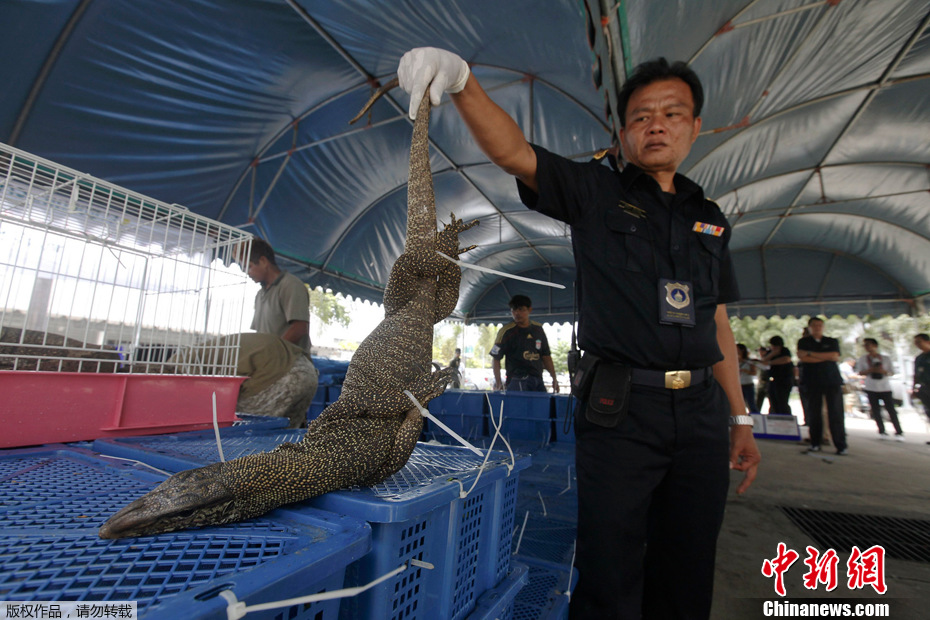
xmin=397 ymin=47 xmax=470 ymax=120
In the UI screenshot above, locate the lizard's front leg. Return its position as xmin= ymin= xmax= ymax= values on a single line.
xmin=433 ymin=214 xmax=479 ymax=322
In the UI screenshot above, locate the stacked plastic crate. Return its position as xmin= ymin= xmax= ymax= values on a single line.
xmin=93 ymin=426 xmax=533 ymax=619
xmin=0 ymin=444 xmax=370 ymax=619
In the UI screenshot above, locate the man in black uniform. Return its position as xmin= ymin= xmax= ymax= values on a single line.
xmin=798 ymin=316 xmax=847 ymax=454
xmin=491 ymin=294 xmax=559 ymax=392
xmin=398 ymin=47 xmax=760 ymax=619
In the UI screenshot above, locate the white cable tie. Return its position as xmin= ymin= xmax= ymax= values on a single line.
xmin=558 ymin=464 xmax=573 ymax=496
xmin=99 ymin=454 xmax=171 ymax=477
xmin=537 ymin=491 xmax=547 ymax=517
xmin=565 ymin=540 xmax=578 ymax=600
xmin=408 ymin=558 xmax=434 ymax=570
xmin=513 ymin=510 xmax=530 ymax=555
xmin=212 ymin=391 xmax=226 ymax=462
xmin=222 ymin=562 xmax=409 ymax=619
xmin=485 ymin=395 xmax=515 ymax=474
xmin=403 ymin=390 xmax=483 ymax=457
xmin=436 ymin=251 xmax=566 ymax=289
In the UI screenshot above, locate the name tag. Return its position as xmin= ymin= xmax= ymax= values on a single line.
xmin=693 ymin=221 xmax=724 ymax=237
xmin=659 ymin=278 xmax=695 ymax=327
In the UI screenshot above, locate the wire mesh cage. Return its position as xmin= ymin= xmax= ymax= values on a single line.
xmin=0 ymin=142 xmax=252 ymax=374
xmin=0 ymin=142 xmax=254 ymax=446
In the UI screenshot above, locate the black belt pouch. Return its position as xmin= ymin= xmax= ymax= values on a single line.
xmin=585 ymin=362 xmax=632 ymax=428
xmin=570 ymin=353 xmax=600 ymax=399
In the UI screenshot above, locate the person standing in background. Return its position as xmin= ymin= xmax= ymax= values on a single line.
xmin=737 ymin=344 xmax=758 ymax=413
xmin=797 ymin=317 xmax=847 ymax=455
xmin=911 ymin=334 xmax=930 ymax=444
xmin=490 ymin=295 xmax=559 ymax=392
xmin=855 ymin=338 xmax=903 ymax=441
xmin=760 ymin=336 xmax=794 ymax=415
xmin=448 ymin=347 xmax=463 ymax=388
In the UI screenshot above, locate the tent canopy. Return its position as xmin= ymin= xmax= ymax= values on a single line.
xmin=3 ymin=0 xmax=928 ymax=323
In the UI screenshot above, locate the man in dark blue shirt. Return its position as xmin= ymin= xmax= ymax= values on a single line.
xmin=398 ymin=47 xmax=760 ymax=619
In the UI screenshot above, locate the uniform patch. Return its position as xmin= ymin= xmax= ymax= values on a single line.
xmin=693 ymin=221 xmax=724 ymax=237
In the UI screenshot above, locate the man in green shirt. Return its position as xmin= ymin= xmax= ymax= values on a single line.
xmin=243 ymin=238 xmax=312 ymax=356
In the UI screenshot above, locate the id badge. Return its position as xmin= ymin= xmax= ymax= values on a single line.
xmin=658 ymin=278 xmax=695 ymax=327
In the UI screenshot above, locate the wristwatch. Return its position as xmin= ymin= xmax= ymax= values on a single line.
xmin=729 ymin=415 xmax=754 ymax=427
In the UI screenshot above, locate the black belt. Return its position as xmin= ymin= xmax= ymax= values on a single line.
xmin=631 ymin=367 xmax=713 ymax=390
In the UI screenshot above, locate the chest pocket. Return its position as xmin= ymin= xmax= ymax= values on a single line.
xmin=605 ymin=209 xmax=653 ymax=273
xmin=694 ymin=232 xmax=723 ymax=297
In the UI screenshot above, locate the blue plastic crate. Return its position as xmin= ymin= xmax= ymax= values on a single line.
xmin=485 ymin=393 xmax=553 ymax=444
xmin=314 ymin=444 xmax=528 ymax=620
xmin=327 ymin=384 xmax=343 ymax=402
xmin=234 ymin=413 xmax=290 ymax=430
xmin=425 ymin=390 xmax=489 ymax=442
xmin=93 ymin=427 xmax=307 ymax=472
xmin=92 ymin=431 xmax=530 ymax=620
xmin=512 ymin=513 xmax=577 ymax=566
xmin=429 ymin=390 xmax=488 ymax=417
xmin=308 ymin=400 xmax=327 ymax=423
xmin=511 ymin=556 xmax=575 ymax=620
xmin=467 ymin=562 xmax=529 ymax=620
xmin=0 ymin=445 xmax=370 ymax=620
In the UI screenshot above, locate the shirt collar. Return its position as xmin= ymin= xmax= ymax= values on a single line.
xmin=262 ymin=271 xmax=285 ymax=291
xmin=618 ymin=162 xmax=703 ymax=204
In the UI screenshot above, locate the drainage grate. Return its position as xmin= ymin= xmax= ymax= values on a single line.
xmin=780 ymin=507 xmax=930 ymax=563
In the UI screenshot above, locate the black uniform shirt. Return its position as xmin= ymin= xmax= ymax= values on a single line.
xmin=796 ymin=336 xmax=843 ymax=387
xmin=517 ymin=144 xmax=739 ymax=370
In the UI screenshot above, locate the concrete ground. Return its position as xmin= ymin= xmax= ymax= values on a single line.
xmin=712 ymin=407 xmax=930 ymax=620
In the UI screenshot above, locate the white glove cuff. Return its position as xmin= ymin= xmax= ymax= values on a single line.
xmin=446 ymin=60 xmax=470 ymax=93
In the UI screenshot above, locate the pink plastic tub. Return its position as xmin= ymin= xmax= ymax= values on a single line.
xmin=0 ymin=371 xmax=244 ymax=448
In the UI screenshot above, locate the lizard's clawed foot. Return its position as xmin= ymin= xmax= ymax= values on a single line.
xmin=437 ymin=213 xmax=479 ymax=260
xmin=409 ymin=365 xmax=455 ymax=405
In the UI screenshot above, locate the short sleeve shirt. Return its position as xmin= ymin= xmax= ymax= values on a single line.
xmin=796 ymin=336 xmax=843 ymax=387
xmin=855 ymin=353 xmax=892 ymax=392
xmin=251 ymin=271 xmax=311 ymax=354
xmin=517 ymin=145 xmax=739 ymax=369
xmin=490 ymin=322 xmax=551 ymax=379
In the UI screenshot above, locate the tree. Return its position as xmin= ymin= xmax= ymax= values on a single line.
xmin=469 ymin=324 xmax=499 ymax=368
xmin=308 ymin=286 xmax=350 ymax=328
xmin=432 ymin=323 xmax=462 ymax=364
xmin=550 ymin=340 xmax=571 ymax=374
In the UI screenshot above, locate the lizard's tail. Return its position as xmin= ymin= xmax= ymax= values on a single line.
xmin=349 ymin=77 xmax=400 ymax=125
xmin=405 ymin=94 xmax=435 ymax=252
xmin=348 ymin=76 xmax=436 ymax=253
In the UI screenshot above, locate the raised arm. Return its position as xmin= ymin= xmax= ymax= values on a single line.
xmin=398 ymin=47 xmax=538 ymax=191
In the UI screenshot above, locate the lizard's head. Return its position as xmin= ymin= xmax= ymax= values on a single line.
xmin=99 ymin=463 xmax=239 ymax=539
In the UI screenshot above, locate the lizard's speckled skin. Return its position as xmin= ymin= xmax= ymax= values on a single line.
xmin=98 ymin=86 xmax=478 ymax=539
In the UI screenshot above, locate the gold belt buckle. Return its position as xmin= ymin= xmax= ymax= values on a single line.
xmin=665 ymin=370 xmax=691 ymax=389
